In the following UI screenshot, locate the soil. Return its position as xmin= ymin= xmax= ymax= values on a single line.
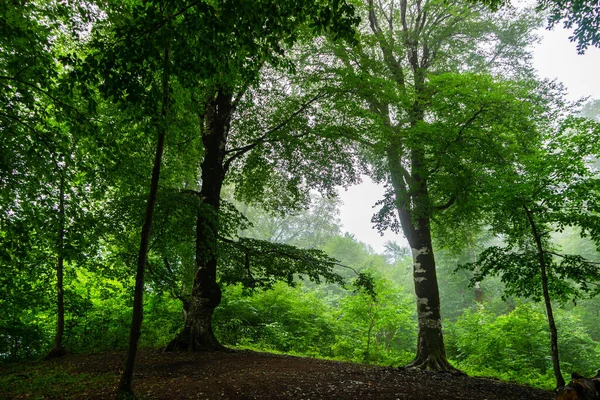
xmin=1 ymin=349 xmax=555 ymax=399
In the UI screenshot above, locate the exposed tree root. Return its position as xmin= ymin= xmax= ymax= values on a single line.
xmin=165 ymin=327 xmax=231 ymax=352
xmin=402 ymin=355 xmax=464 ymax=374
xmin=46 ymin=345 xmax=67 ymax=359
xmin=115 ymin=386 xmax=138 ymax=400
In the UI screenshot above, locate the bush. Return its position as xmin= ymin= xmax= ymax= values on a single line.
xmin=446 ymin=302 xmax=600 ymax=389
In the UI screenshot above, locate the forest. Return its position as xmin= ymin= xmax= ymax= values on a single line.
xmin=1 ymin=0 xmax=600 ymax=399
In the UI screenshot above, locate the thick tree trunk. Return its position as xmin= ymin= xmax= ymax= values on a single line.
xmin=387 ymin=146 xmax=457 ymax=372
xmin=166 ymin=88 xmax=232 ymax=352
xmin=524 ymin=206 xmax=565 ymax=389
xmin=165 ymin=211 xmax=227 ymax=351
xmin=117 ymin=40 xmax=170 ymax=400
xmin=405 ymin=219 xmax=456 ymax=371
xmin=48 ymin=175 xmax=66 ymax=358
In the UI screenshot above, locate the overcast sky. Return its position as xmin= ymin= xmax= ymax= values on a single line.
xmin=338 ymin=26 xmax=600 ymax=254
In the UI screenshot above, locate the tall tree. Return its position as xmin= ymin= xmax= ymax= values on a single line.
xmin=1 ymin=0 xmax=100 ymax=359
xmin=117 ymin=39 xmax=171 ymax=399
xmin=460 ymin=115 xmax=600 ymax=388
xmin=82 ymin=2 xmax=179 ymax=397
xmin=306 ymin=0 xmax=543 ymax=370
xmin=164 ymin=1 xmax=359 ymax=351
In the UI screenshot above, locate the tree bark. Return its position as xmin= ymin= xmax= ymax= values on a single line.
xmin=405 ymin=220 xmax=455 ymax=370
xmin=524 ymin=205 xmax=565 ymax=389
xmin=166 ymin=87 xmax=233 ymax=352
xmin=116 ymin=39 xmax=170 ymax=400
xmin=471 ymin=246 xmax=484 ymax=303
xmin=47 ymin=174 xmax=67 ymax=358
xmin=387 ymin=146 xmax=457 ymax=372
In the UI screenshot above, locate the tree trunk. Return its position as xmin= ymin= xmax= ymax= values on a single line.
xmin=48 ymin=174 xmax=66 ymax=358
xmin=117 ymin=39 xmax=170 ymax=400
xmin=524 ymin=206 xmax=565 ymax=389
xmin=474 ymin=281 xmax=484 ymax=303
xmin=471 ymin=247 xmax=484 ymax=303
xmin=387 ymin=146 xmax=457 ymax=372
xmin=405 ymin=218 xmax=456 ymax=371
xmin=364 ymin=303 xmax=376 ymax=362
xmin=166 ymin=88 xmax=232 ymax=352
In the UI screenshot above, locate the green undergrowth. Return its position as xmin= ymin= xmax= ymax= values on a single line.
xmin=453 ymin=363 xmax=556 ymax=391
xmin=0 ymin=360 xmax=115 ymax=399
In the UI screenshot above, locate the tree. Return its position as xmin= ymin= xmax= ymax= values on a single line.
xmin=81 ymin=2 xmax=179 ymax=396
xmin=470 ymin=0 xmax=600 ymax=53
xmin=538 ymin=0 xmax=600 ymax=53
xmin=460 ymin=115 xmax=600 ymax=388
xmin=0 ymin=0 xmax=102 ymax=359
xmin=312 ymin=0 xmax=543 ymax=370
xmin=82 ymin=4 xmax=360 ymax=395
xmin=163 ymin=2 xmax=359 ymax=352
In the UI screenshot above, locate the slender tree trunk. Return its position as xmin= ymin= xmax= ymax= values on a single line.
xmin=524 ymin=206 xmax=565 ymax=388
xmin=364 ymin=303 xmax=376 ymax=362
xmin=474 ymin=281 xmax=484 ymax=303
xmin=116 ymin=39 xmax=170 ymax=399
xmin=48 ymin=174 xmax=67 ymax=358
xmin=471 ymin=246 xmax=484 ymax=303
xmin=166 ymin=88 xmax=232 ymax=352
xmin=387 ymin=146 xmax=456 ymax=372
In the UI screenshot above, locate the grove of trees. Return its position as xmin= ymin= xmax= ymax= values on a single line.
xmin=1 ymin=0 xmax=599 ymax=397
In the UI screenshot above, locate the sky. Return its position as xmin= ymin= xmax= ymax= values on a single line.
xmin=338 ymin=25 xmax=600 ymax=254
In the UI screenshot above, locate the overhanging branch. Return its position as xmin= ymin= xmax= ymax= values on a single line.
xmin=222 ymin=92 xmax=326 ymax=172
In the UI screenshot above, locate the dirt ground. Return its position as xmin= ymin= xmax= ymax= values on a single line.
xmin=1 ymin=349 xmax=555 ymax=399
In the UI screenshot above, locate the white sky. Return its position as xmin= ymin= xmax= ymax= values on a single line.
xmin=338 ymin=26 xmax=600 ymax=254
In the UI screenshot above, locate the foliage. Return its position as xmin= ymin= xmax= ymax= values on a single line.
xmin=219 ymin=237 xmax=346 ymax=290
xmin=215 ymin=283 xmax=339 ymax=356
xmin=3 ymin=0 xmax=600 ymax=394
xmin=473 ymin=0 xmax=600 ymax=53
xmin=446 ymin=302 xmax=600 ymax=389
xmin=538 ymin=0 xmax=600 ymax=53
xmin=334 ymin=272 xmax=417 ymax=365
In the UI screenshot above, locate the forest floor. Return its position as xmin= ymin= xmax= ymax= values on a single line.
xmin=0 ymin=349 xmax=555 ymax=399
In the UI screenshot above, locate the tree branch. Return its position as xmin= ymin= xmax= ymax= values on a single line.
xmin=0 ymin=75 xmax=92 ymax=127
xmin=547 ymin=251 xmax=600 ymax=264
xmin=222 ymin=92 xmax=326 ymax=171
xmin=434 ymin=195 xmax=456 ymax=211
xmin=368 ymin=0 xmax=406 ymax=90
